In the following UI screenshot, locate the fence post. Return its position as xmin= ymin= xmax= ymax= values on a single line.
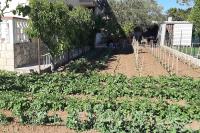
xmin=176 ymin=56 xmax=179 ymax=75
xmin=38 ymin=38 xmax=41 ymax=74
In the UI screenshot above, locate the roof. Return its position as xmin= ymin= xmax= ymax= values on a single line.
xmin=163 ymin=21 xmax=192 ymax=24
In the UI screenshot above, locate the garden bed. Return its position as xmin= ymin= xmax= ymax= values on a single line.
xmin=0 ymin=71 xmax=199 ymax=132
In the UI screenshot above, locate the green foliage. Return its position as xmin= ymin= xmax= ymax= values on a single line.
xmin=66 ymin=109 xmax=95 ymax=131
xmin=99 ymin=0 xmax=164 ymax=38
xmin=68 ymin=6 xmax=94 ymax=48
xmin=67 ymin=48 xmax=112 ymax=73
xmin=27 ymin=0 xmax=71 ymax=57
xmin=0 ymin=113 xmax=10 ymax=125
xmin=0 ymin=64 xmax=199 ymax=131
xmin=189 ymin=0 xmax=200 ymax=34
xmin=15 ymin=0 xmax=95 ymax=71
xmin=122 ymin=22 xmax=135 ymax=37
xmin=14 ymin=5 xmax=31 ymax=17
xmin=167 ymin=8 xmax=191 ymax=21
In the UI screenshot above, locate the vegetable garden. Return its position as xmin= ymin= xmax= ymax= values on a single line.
xmin=0 ymin=68 xmax=200 ymax=132
xmin=1 ymin=0 xmax=200 ymax=132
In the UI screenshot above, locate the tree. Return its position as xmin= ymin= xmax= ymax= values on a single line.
xmin=96 ymin=0 xmax=164 ymax=39
xmin=0 ymin=0 xmax=11 ymax=21
xmin=26 ymin=0 xmax=71 ymax=71
xmin=189 ymin=0 xmax=200 ymax=35
xmin=68 ymin=6 xmax=94 ymax=49
xmin=167 ymin=8 xmax=191 ymax=21
xmin=177 ymin=0 xmax=193 ymax=4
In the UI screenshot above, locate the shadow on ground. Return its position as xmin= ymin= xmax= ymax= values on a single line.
xmin=65 ymin=45 xmax=134 ymax=73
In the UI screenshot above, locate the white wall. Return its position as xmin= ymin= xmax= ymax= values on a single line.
xmin=160 ymin=23 xmax=193 ymax=46
xmin=0 ymin=0 xmax=29 ymax=18
xmin=159 ymin=24 xmax=166 ymax=46
xmin=173 ymin=24 xmax=193 ymax=46
xmin=0 ymin=18 xmax=15 ymax=71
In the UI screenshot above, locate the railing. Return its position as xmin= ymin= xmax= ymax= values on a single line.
xmin=40 ymin=46 xmax=90 ymax=67
xmin=160 ymin=43 xmax=200 ymax=67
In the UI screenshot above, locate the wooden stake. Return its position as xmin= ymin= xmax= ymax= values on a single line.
xmin=176 ymin=56 xmax=179 ymax=75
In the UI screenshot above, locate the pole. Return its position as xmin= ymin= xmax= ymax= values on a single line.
xmin=38 ymin=38 xmax=41 ymax=74
xmin=176 ymin=56 xmax=179 ymax=75
xmin=180 ymin=30 xmax=182 ymax=52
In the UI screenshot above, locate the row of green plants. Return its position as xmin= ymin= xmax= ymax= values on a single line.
xmin=1 ymin=71 xmax=199 ymax=102
xmin=0 ymin=71 xmax=199 ymax=132
xmin=67 ymin=48 xmax=113 ymax=73
xmin=0 ymin=93 xmax=199 ymax=132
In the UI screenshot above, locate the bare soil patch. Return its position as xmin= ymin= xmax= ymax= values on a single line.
xmin=102 ymin=46 xmax=169 ymax=77
xmin=101 ymin=53 xmax=138 ymax=77
xmin=137 ymin=47 xmax=169 ymax=76
xmin=166 ymin=99 xmax=187 ymax=107
xmin=185 ymin=120 xmax=200 ymax=131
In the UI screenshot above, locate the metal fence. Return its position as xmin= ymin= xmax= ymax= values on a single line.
xmin=40 ymin=46 xmax=90 ymax=67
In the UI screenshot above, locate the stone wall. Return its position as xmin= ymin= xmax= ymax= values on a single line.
xmin=14 ymin=39 xmax=40 ymax=68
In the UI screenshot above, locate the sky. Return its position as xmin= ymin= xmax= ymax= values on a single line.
xmin=157 ymin=0 xmax=193 ymax=13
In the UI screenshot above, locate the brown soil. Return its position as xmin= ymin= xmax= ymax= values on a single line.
xmin=185 ymin=120 xmax=200 ymax=131
xmin=101 ymin=52 xmax=138 ymax=78
xmin=102 ymin=46 xmax=168 ymax=77
xmin=0 ymin=110 xmax=99 ymax=133
xmin=166 ymin=99 xmax=187 ymax=107
xmin=0 ymin=124 xmax=76 ymax=133
xmin=137 ymin=47 xmax=169 ymax=76
xmin=0 ymin=124 xmax=99 ymax=133
xmin=48 ymin=111 xmax=68 ymax=124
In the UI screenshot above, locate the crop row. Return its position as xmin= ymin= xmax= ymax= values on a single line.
xmin=0 ymin=71 xmax=199 ymax=102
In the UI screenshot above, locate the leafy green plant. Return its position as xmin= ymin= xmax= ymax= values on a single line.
xmin=0 ymin=113 xmax=11 ymax=125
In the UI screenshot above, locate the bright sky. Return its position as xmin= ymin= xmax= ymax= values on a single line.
xmin=157 ymin=0 xmax=193 ymax=13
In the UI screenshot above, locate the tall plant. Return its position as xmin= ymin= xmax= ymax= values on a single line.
xmin=189 ymin=0 xmax=200 ymax=35
xmin=25 ymin=0 xmax=71 ymax=71
xmin=96 ymin=0 xmax=164 ymax=39
xmin=68 ymin=6 xmax=94 ymax=49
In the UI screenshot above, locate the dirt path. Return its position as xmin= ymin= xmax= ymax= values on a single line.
xmin=101 ymin=47 xmax=169 ymax=77
xmin=102 ymin=52 xmax=138 ymax=77
xmin=137 ymin=47 xmax=169 ymax=76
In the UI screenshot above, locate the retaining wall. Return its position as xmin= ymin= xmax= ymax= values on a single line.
xmin=162 ymin=45 xmax=200 ymax=67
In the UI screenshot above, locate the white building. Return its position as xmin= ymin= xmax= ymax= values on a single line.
xmin=159 ymin=21 xmax=193 ymax=46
